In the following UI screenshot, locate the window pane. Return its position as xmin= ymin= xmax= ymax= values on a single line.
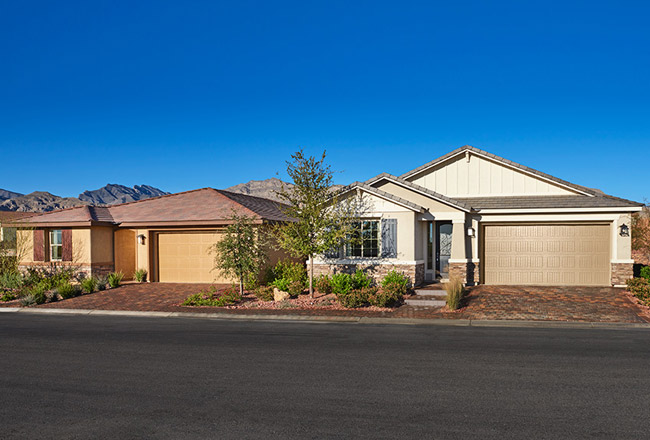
xmin=51 ymin=245 xmax=62 ymax=261
xmin=51 ymin=230 xmax=62 ymax=245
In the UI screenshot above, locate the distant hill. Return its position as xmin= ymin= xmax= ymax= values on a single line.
xmin=79 ymin=184 xmax=168 ymax=205
xmin=0 ymin=184 xmax=168 ymax=212
xmin=0 ymin=192 xmax=86 ymax=212
xmin=0 ymin=189 xmax=23 ymax=201
xmin=225 ymin=178 xmax=292 ymax=203
xmin=226 ymin=177 xmax=343 ymax=203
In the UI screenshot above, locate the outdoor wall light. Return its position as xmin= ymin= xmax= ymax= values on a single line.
xmin=619 ymin=224 xmax=630 ymax=237
xmin=467 ymin=227 xmax=476 ymax=237
xmin=137 ymin=234 xmax=146 ymax=245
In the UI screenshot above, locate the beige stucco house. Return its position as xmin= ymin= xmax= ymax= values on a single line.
xmin=313 ymin=146 xmax=642 ymax=287
xmin=15 ymin=189 xmax=290 ymax=283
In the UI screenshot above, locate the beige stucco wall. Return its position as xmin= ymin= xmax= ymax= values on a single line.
xmin=90 ymin=226 xmax=114 ymax=264
xmin=16 ymin=229 xmax=34 ymax=263
xmin=409 ymin=153 xmax=577 ymax=197
xmin=72 ymin=228 xmax=92 ymax=264
xmin=136 ymin=229 xmax=150 ymax=275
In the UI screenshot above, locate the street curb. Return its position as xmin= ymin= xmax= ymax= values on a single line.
xmin=2 ymin=306 xmax=649 ymax=329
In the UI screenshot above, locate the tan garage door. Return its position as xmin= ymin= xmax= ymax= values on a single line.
xmin=157 ymin=232 xmax=231 ymax=283
xmin=483 ymin=224 xmax=610 ymax=286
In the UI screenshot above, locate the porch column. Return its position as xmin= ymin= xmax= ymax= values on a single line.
xmin=449 ymin=219 xmax=469 ymax=283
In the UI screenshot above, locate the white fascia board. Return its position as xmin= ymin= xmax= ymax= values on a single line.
xmin=376 ymin=176 xmax=470 ymax=212
xmin=477 ymin=207 xmax=642 ymax=214
xmin=477 ymin=213 xmax=622 ymax=222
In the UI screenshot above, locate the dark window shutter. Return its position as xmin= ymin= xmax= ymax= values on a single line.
xmin=33 ymin=229 xmax=45 ymax=261
xmin=62 ymin=229 xmax=73 ymax=261
xmin=381 ymin=218 xmax=397 ymax=258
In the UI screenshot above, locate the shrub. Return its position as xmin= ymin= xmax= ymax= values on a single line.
xmin=313 ymin=274 xmax=332 ymax=295
xmin=368 ymin=287 xmax=403 ymax=307
xmin=267 ymin=260 xmax=306 ymax=287
xmin=46 ymin=290 xmax=59 ymax=302
xmin=182 ymin=285 xmax=242 ymax=307
xmin=244 ymin=272 xmax=259 ymax=292
xmin=57 ymin=282 xmax=81 ymax=300
xmin=287 ymin=280 xmax=304 ymax=298
xmin=271 ymin=278 xmax=291 ymax=292
xmin=81 ymin=277 xmax=98 ymax=294
xmin=0 ymin=272 xmax=23 ymax=290
xmin=107 ymin=272 xmax=124 ymax=288
xmin=640 ymin=266 xmax=650 ymax=281
xmin=32 ymin=289 xmax=47 ymax=305
xmin=1 ymin=292 xmax=16 ymax=302
xmin=351 ymin=269 xmax=372 ymax=289
xmin=445 ymin=277 xmax=465 ymax=310
xmin=337 ymin=286 xmax=374 ymax=308
xmin=134 ymin=269 xmax=148 ymax=283
xmin=254 ymin=285 xmax=274 ymax=301
xmin=331 ymin=273 xmax=353 ymax=296
xmin=381 ymin=270 xmax=410 ymax=297
xmin=627 ymin=278 xmax=650 ymax=304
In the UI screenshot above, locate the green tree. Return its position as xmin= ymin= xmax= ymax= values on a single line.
xmin=211 ymin=212 xmax=268 ymax=296
xmin=274 ymin=150 xmax=362 ymax=298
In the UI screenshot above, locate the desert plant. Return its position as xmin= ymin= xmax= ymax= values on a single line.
xmin=627 ymin=278 xmax=650 ymax=305
xmin=32 ymin=289 xmax=47 ymax=305
xmin=81 ymin=277 xmax=98 ymax=293
xmin=445 ymin=277 xmax=465 ymax=310
xmin=46 ymin=290 xmax=59 ymax=302
xmin=271 ymin=278 xmax=291 ymax=292
xmin=97 ymin=276 xmax=108 ymax=290
xmin=313 ymin=274 xmax=332 ymax=295
xmin=182 ymin=285 xmax=242 ymax=307
xmin=133 ymin=269 xmax=148 ymax=283
xmin=19 ymin=294 xmax=36 ymax=307
xmin=267 ymin=260 xmax=307 ymax=287
xmin=368 ymin=287 xmax=403 ymax=307
xmin=107 ymin=272 xmax=124 ymax=288
xmin=254 ymin=285 xmax=274 ymax=301
xmin=57 ymin=282 xmax=81 ymax=300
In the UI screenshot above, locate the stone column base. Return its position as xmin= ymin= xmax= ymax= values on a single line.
xmin=448 ymin=261 xmax=479 ymax=286
xmin=611 ymin=263 xmax=633 ymax=286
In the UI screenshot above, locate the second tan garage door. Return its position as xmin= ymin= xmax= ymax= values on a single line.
xmin=483 ymin=224 xmax=611 ymax=286
xmin=157 ymin=231 xmax=232 ymax=283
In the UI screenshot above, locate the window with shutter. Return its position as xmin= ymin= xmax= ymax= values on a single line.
xmin=381 ymin=218 xmax=397 ymax=258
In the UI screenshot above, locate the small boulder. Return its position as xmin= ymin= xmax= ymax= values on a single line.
xmin=273 ymin=288 xmax=290 ymax=302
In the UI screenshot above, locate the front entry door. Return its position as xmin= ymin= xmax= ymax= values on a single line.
xmin=436 ymin=222 xmax=452 ymax=279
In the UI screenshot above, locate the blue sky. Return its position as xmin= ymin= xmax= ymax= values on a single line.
xmin=1 ymin=1 xmax=648 ymax=201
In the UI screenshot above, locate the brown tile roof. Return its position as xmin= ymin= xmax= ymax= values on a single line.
xmin=19 ymin=188 xmax=291 ymax=226
xmin=399 ymin=145 xmax=602 ymax=197
xmin=456 ymin=195 xmax=643 ymax=210
xmin=0 ymin=211 xmax=36 ymax=223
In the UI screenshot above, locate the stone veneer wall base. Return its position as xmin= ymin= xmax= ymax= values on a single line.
xmin=313 ymin=262 xmax=425 ymax=287
xmin=611 ymin=263 xmax=633 ymax=286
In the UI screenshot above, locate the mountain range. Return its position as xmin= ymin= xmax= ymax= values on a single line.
xmin=0 ymin=184 xmax=169 ymax=212
xmin=0 ymin=178 xmax=340 ymax=212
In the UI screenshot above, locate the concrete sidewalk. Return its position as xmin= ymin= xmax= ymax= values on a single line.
xmin=2 ymin=306 xmax=649 ymax=330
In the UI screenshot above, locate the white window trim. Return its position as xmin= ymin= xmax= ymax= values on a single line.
xmin=50 ymin=229 xmax=63 ymax=262
xmin=345 ymin=219 xmax=381 ymax=259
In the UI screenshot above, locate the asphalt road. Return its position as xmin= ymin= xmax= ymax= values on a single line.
xmin=1 ymin=315 xmax=649 ymax=439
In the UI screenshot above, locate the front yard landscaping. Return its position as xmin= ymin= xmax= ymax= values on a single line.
xmin=180 ymin=260 xmax=411 ymax=311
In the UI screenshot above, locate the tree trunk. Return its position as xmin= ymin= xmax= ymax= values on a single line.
xmin=239 ymin=274 xmax=244 ymax=297
xmin=309 ymin=254 xmax=314 ymax=298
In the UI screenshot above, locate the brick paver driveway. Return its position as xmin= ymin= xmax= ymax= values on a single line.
xmin=430 ymin=285 xmax=648 ymax=323
xmin=28 ymin=283 xmax=649 ymax=323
